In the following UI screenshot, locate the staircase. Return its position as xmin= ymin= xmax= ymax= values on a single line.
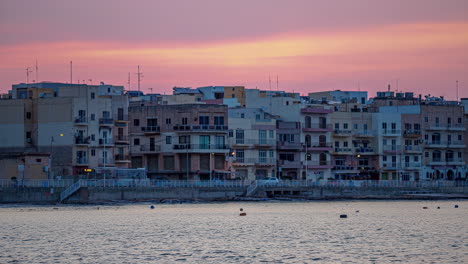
xmin=246 ymin=180 xmax=259 ymax=197
xmin=60 ymin=180 xmax=82 ymax=203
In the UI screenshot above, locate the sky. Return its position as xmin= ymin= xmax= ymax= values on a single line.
xmin=1 ymin=0 xmax=468 ymax=99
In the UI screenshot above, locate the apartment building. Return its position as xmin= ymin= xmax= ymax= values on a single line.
xmin=0 ymin=82 xmax=129 ymax=177
xmin=128 ymin=103 xmax=229 ymax=180
xmin=228 ymin=108 xmax=277 ymax=180
xmin=308 ymin=90 xmax=368 ymax=104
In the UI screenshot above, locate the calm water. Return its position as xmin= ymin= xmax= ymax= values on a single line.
xmin=0 ymin=201 xmax=467 ymax=263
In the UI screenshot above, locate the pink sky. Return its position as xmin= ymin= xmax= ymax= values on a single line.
xmin=1 ymin=0 xmax=468 ymax=99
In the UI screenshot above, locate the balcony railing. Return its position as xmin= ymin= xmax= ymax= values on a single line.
xmin=404 ymin=145 xmax=422 ymax=152
xmin=333 ymin=129 xmax=352 ymax=136
xmin=332 ymin=166 xmax=356 ymax=171
xmin=279 ymin=160 xmax=302 ymax=168
xmin=403 ymin=130 xmax=421 ymax=137
xmin=355 ymin=147 xmax=374 ymax=154
xmin=403 ymin=162 xmax=421 ymax=168
xmin=304 ymin=161 xmax=333 ymax=169
xmin=115 ymin=154 xmax=130 ymax=161
xmin=383 ymin=145 xmax=401 ymax=152
xmin=429 ymin=123 xmax=465 ymax=130
xmin=233 ymin=158 xmax=276 ymax=165
xmin=141 ymin=126 xmax=161 ymax=133
xmin=302 ymin=124 xmax=333 ymax=132
xmin=114 ymin=114 xmax=129 ymax=122
xmin=75 ymin=136 xmax=90 ymax=145
xmin=99 ymin=118 xmax=114 ymax=125
xmin=76 ymin=157 xmax=88 ymax=165
xmin=115 ymin=135 xmax=129 ymax=142
xmin=334 ymin=147 xmax=353 ymax=153
xmin=233 ymin=139 xmax=276 ymax=145
xmin=74 ymin=116 xmax=87 ymax=124
xmin=140 ymin=145 xmax=161 ymax=152
xmin=173 ymin=144 xmax=229 ymax=150
xmin=278 ymin=141 xmax=302 ymax=150
xmin=306 ymin=143 xmax=333 ymax=151
xmin=353 ymin=130 xmax=375 ymax=137
xmin=99 ymin=138 xmax=114 ymax=145
xmin=425 ymin=141 xmax=465 ymax=147
xmin=301 ymin=107 xmax=333 ymax=114
xmin=173 ymin=125 xmax=228 ymax=131
xmin=382 ymin=129 xmax=401 ymax=136
xmin=382 ymin=162 xmax=398 ymax=169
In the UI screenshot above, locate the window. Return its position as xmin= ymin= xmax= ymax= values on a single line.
xmin=269 ymin=150 xmax=274 ymax=158
xmin=166 ymin=136 xmax=172 ymax=144
xmin=305 ymin=116 xmax=312 ymax=128
xmin=259 ymin=130 xmax=267 ymax=144
xmin=236 ymin=130 xmax=244 ymax=144
xmin=343 ymin=123 xmax=349 ymax=129
xmin=232 ymin=94 xmax=235 ymax=98
xmin=179 ymin=135 xmax=190 ymax=144
xmin=259 ymin=150 xmax=267 ymax=163
xmin=358 ymin=158 xmax=369 ymax=166
xmin=163 ymin=156 xmax=175 ymax=170
xmin=236 ymin=150 xmax=244 ymax=162
xmin=182 ymin=117 xmax=188 ymax=125
xmin=147 ymin=118 xmax=158 ymax=127
xmin=458 ymin=152 xmax=462 ymax=158
xmin=424 ymin=134 xmax=429 ymax=140
xmin=383 ymin=139 xmax=387 ymax=145
xmin=240 ymin=113 xmax=245 ymax=118
xmin=214 ymin=136 xmax=225 ymax=148
xmin=279 ymin=153 xmax=295 ymax=161
xmin=91 ymin=114 xmax=95 ymax=121
xmin=414 ymin=156 xmax=419 ymax=162
xmin=425 ymin=152 xmax=429 ymax=158
xmin=354 ymin=124 xmax=358 ymax=130
xmin=199 ymin=116 xmax=209 ymax=125
xmin=335 ymin=141 xmax=340 ymax=148
xmin=382 ymin=123 xmax=387 ymax=129
xmin=26 ymin=131 xmax=31 ymax=139
xmin=458 ymin=135 xmax=462 ymax=141
xmin=91 ymin=149 xmax=96 ymax=156
xmin=134 ymin=138 xmax=140 ymax=145
xmin=435 ymin=117 xmax=439 ymax=124
xmin=91 ymin=134 xmax=95 ymax=141
xmin=214 ymin=116 xmax=224 ymax=125
xmin=391 ymin=123 xmax=396 ymax=129
xmin=335 ymin=123 xmax=339 ymax=129
xmin=91 ymin=92 xmax=95 ymax=99
xmin=414 ymin=123 xmax=420 ymax=131
xmin=335 ymin=158 xmax=345 ymax=166
xmin=424 ymin=116 xmax=428 ymax=123
xmin=133 ymin=119 xmax=140 ymax=126
xmin=228 ymin=130 xmax=233 ymax=137
xmin=26 ymin=112 xmax=31 ymax=119
xmin=166 ymin=118 xmax=171 ymax=124
xmin=383 ymin=156 xmax=387 ymax=162
xmin=36 ymin=158 xmax=42 ymax=163
xmin=107 ymin=88 xmax=111 ymax=93
xmin=448 ymin=117 xmax=451 ymax=124
xmin=343 ymin=141 xmax=348 ymax=147
xmin=458 ymin=118 xmax=462 ymax=124
xmin=269 ymin=130 xmax=274 ymax=138
xmin=200 ymin=135 xmax=210 ymax=149
xmin=363 ymin=124 xmax=368 ymax=130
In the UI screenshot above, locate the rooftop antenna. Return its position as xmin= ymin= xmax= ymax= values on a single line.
xmin=149 ymin=87 xmax=153 ymax=94
xmin=456 ymin=80 xmax=459 ymax=102
xmin=136 ymin=65 xmax=144 ymax=91
xmin=26 ymin=67 xmax=32 ymax=84
xmin=396 ymin=79 xmax=399 ymax=92
xmin=269 ymin=75 xmax=271 ymax=91
xmin=127 ymin=72 xmax=131 ymax=90
xmin=70 ymin=61 xmax=73 ymax=84
xmin=276 ymin=75 xmax=279 ymax=91
xmin=35 ymin=59 xmax=39 ymax=82
xmin=358 ymin=81 xmax=361 ymax=91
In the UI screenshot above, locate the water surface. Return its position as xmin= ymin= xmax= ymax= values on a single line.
xmin=1 ymin=200 xmax=467 ymax=263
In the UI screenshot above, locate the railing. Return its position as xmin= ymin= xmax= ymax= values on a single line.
xmin=114 ymin=114 xmax=129 ymax=122
xmin=231 ymin=139 xmax=277 ymax=145
xmin=141 ymin=126 xmax=161 ymax=133
xmin=278 ymin=142 xmax=302 ymax=149
xmin=301 ymin=107 xmax=333 ymax=114
xmin=0 ymin=179 xmax=74 ymax=188
xmin=173 ymin=144 xmax=229 ymax=150
xmin=246 ymin=180 xmax=259 ymax=196
xmin=426 ymin=141 xmax=465 ymax=146
xmin=115 ymin=135 xmax=129 ymax=141
xmin=140 ymin=145 xmax=161 ymax=152
xmin=173 ymin=125 xmax=228 ymax=131
xmin=403 ymin=130 xmax=421 ymax=136
xmin=233 ymin=158 xmax=276 ymax=164
xmin=355 ymin=147 xmax=374 ymax=153
xmin=446 ymin=158 xmax=464 ymax=163
xmin=429 ymin=123 xmax=465 ymax=130
xmin=333 ymin=129 xmax=352 ymax=135
xmin=334 ymin=147 xmax=352 ymax=153
xmin=307 ymin=143 xmax=333 ymax=150
xmin=76 ymin=157 xmax=88 ymax=165
xmin=115 ymin=154 xmax=131 ymax=161
xmin=353 ymin=130 xmax=375 ymax=137
xmin=74 ymin=116 xmax=87 ymax=124
xmin=332 ymin=166 xmax=356 ymax=171
xmin=75 ymin=136 xmax=90 ymax=145
xmin=383 ymin=129 xmax=401 ymax=135
xmin=78 ymin=179 xmax=250 ymax=188
xmin=403 ymin=162 xmax=422 ymax=168
xmin=60 ymin=180 xmax=82 ymax=202
xmin=303 ymin=124 xmax=332 ymax=131
xmin=279 ymin=160 xmax=302 ymax=168
xmin=99 ymin=118 xmax=114 ymax=125
xmin=99 ymin=138 xmax=114 ymax=145
xmin=382 ymin=162 xmax=398 ymax=169
xmin=383 ymin=145 xmax=401 ymax=152
xmin=404 ymin=145 xmax=422 ymax=152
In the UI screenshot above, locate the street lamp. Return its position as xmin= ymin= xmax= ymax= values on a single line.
xmin=209 ymin=152 xmax=214 ymax=181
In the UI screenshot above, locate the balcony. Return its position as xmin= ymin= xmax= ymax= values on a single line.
xmin=403 ymin=162 xmax=421 ymax=169
xmin=333 ymin=147 xmax=353 ymax=154
xmin=140 ymin=145 xmax=161 ymax=153
xmin=75 ymin=157 xmax=88 ymax=165
xmin=99 ymin=138 xmax=114 ymax=146
xmin=173 ymin=124 xmax=228 ymax=132
xmin=428 ymin=158 xmax=445 ymax=166
xmin=382 ymin=129 xmax=401 ymax=136
xmin=333 ymin=129 xmax=352 ymax=137
xmin=302 ymin=124 xmax=333 ymax=133
xmin=114 ymin=114 xmax=129 ymax=124
xmin=304 ymin=161 xmax=333 ymax=170
xmin=383 ymin=145 xmax=402 ymax=153
xmin=74 ymin=116 xmax=88 ymax=126
xmin=425 ymin=141 xmax=466 ymax=148
xmin=305 ymin=143 xmax=333 ymax=152
xmin=277 ymin=141 xmax=302 ymax=150
xmin=99 ymin=118 xmax=114 ymax=126
xmin=74 ymin=136 xmax=90 ymax=146
xmin=232 ymin=139 xmax=276 ymax=147
xmin=98 ymin=158 xmax=115 ymax=167
xmin=278 ymin=160 xmax=302 ymax=169
xmin=141 ymin=126 xmax=161 ymax=134
xmin=115 ymin=135 xmax=130 ymax=144
xmin=446 ymin=158 xmax=465 ymax=165
xmin=353 ymin=130 xmax=375 ymax=138
xmin=301 ymin=107 xmax=333 ymax=114
xmin=382 ymin=162 xmax=398 ymax=170
xmin=355 ymin=148 xmax=375 ymax=154
xmin=403 ymin=145 xmax=422 ymax=152
xmin=428 ymin=123 xmax=465 ymax=131
xmin=332 ymin=166 xmax=357 ymax=171
xmin=114 ymin=154 xmax=131 ymax=163
xmin=403 ymin=130 xmax=421 ymax=137
xmin=172 ymin=144 xmax=229 ymax=153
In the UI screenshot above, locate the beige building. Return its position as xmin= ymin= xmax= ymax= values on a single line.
xmin=228 ymin=108 xmax=277 ymax=180
xmin=0 ymin=152 xmax=51 ymax=180
xmin=0 ymin=82 xmax=129 ymax=177
xmin=128 ymin=103 xmax=229 ymax=180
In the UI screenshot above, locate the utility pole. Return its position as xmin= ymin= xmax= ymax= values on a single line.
xmin=456 ymin=80 xmax=459 ymax=102
xmin=70 ymin=61 xmax=73 ymax=84
xmin=127 ymin=72 xmax=131 ymax=90
xmin=35 ymin=59 xmax=39 ymax=83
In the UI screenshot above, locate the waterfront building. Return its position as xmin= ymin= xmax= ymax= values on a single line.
xmin=0 ymin=82 xmax=129 ymax=177
xmin=128 ymin=103 xmax=229 ymax=180
xmin=0 ymin=152 xmax=51 ymax=180
xmin=228 ymin=108 xmax=277 ymax=180
xmin=308 ymin=90 xmax=368 ymax=104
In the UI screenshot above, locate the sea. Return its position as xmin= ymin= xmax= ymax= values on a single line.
xmin=0 ymin=200 xmax=467 ymax=263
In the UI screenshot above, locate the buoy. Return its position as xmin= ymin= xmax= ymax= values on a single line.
xmin=422 ymin=207 xmax=428 ymax=209
xmin=454 ymin=205 xmax=459 ymax=208
xmin=340 ymin=214 xmax=347 ymax=218
xmin=150 ymin=205 xmax=155 ymax=209
xmin=355 ymin=210 xmax=360 ymax=213
xmin=437 ymin=207 xmax=440 ymax=209
xmin=239 ymin=208 xmax=246 ymax=216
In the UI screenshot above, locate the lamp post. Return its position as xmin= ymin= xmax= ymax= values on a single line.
xmin=209 ymin=152 xmax=214 ymax=181
xmin=186 ymin=143 xmax=189 ymax=180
